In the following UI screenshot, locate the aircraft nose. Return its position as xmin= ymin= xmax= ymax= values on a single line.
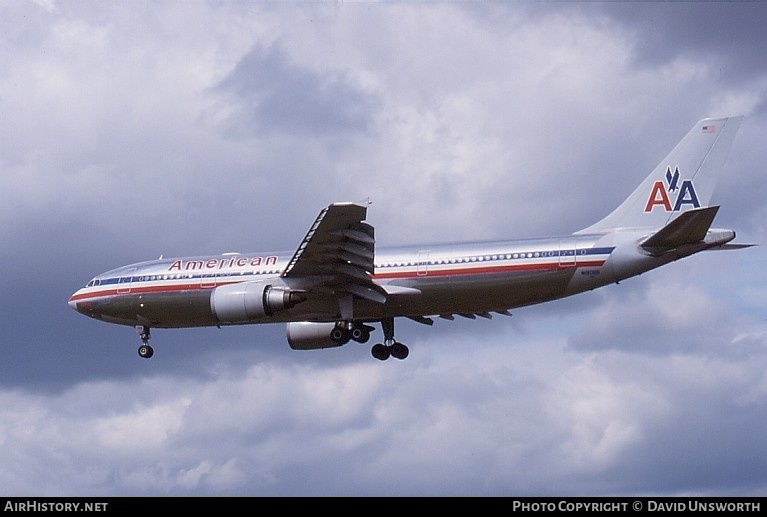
xmin=68 ymin=292 xmax=85 ymax=313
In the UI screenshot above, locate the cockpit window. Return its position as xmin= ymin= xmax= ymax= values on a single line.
xmin=86 ymin=278 xmax=101 ymax=288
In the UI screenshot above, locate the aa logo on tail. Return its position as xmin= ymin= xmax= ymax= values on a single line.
xmin=644 ymin=167 xmax=700 ymax=212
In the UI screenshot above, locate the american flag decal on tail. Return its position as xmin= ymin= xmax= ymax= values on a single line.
xmin=702 ymin=124 xmax=716 ymax=133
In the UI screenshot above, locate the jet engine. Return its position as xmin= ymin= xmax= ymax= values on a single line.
xmin=211 ymin=281 xmax=305 ymax=324
xmin=286 ymin=322 xmax=343 ymax=350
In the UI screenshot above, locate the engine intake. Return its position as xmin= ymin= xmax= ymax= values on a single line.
xmin=211 ymin=281 xmax=305 ymax=324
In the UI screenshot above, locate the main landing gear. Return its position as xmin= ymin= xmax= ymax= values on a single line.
xmin=371 ymin=341 xmax=409 ymax=361
xmin=330 ymin=318 xmax=409 ymax=361
xmin=329 ymin=321 xmax=373 ymax=345
xmin=136 ymin=326 xmax=154 ymax=359
xmin=370 ymin=317 xmax=409 ymax=361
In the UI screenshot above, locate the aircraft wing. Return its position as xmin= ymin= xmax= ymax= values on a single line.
xmin=282 ymin=202 xmax=387 ymax=304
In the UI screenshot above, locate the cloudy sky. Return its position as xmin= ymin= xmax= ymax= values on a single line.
xmin=1 ymin=1 xmax=767 ymax=496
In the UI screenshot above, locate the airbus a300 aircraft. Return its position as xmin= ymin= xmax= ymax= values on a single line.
xmin=70 ymin=116 xmax=750 ymax=360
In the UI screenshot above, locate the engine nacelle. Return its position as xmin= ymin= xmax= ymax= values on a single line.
xmin=286 ymin=322 xmax=343 ymax=350
xmin=211 ymin=281 xmax=305 ymax=324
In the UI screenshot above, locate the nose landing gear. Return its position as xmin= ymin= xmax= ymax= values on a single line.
xmin=136 ymin=326 xmax=154 ymax=359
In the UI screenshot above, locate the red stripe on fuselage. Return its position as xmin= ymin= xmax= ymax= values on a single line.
xmin=68 ymin=280 xmax=240 ymax=304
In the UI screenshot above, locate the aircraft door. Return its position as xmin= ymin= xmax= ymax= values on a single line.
xmin=117 ymin=268 xmax=136 ymax=293
xmin=558 ymin=239 xmax=577 ymax=268
xmin=417 ymin=251 xmax=430 ymax=276
xmin=201 ymin=272 xmax=217 ymax=288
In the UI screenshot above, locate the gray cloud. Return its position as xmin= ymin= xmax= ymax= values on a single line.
xmin=214 ymin=43 xmax=377 ymax=138
xmin=600 ymin=2 xmax=767 ymax=88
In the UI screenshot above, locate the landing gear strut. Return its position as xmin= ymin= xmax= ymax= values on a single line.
xmin=371 ymin=317 xmax=409 ymax=361
xmin=136 ymin=326 xmax=154 ymax=359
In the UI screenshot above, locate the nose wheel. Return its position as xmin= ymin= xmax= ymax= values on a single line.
xmin=136 ymin=326 xmax=154 ymax=359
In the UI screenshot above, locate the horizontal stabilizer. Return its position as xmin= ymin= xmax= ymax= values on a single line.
xmin=708 ymin=242 xmax=757 ymax=251
xmin=640 ymin=206 xmax=719 ymax=254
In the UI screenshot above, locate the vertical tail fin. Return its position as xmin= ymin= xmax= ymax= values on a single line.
xmin=577 ymin=116 xmax=742 ymax=234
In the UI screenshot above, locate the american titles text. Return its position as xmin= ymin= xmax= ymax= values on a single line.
xmin=168 ymin=256 xmax=279 ymax=272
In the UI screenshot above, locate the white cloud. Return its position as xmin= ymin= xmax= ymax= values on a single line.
xmin=1 ymin=326 xmax=765 ymax=495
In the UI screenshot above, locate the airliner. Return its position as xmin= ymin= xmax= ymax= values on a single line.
xmin=69 ymin=116 xmax=751 ymax=360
